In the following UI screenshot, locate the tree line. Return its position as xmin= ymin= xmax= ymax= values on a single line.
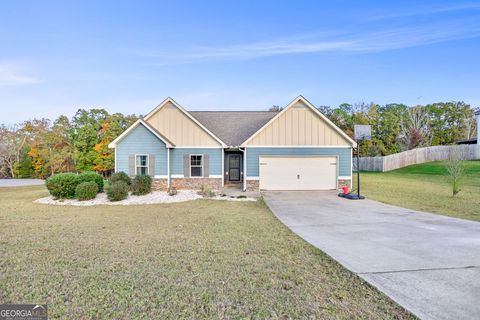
xmin=0 ymin=101 xmax=477 ymax=178
xmin=0 ymin=109 xmax=137 ymax=178
xmin=272 ymin=101 xmax=477 ymax=156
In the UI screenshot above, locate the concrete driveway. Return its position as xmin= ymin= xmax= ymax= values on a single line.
xmin=264 ymin=191 xmax=480 ymax=320
xmin=0 ymin=179 xmax=44 ymax=187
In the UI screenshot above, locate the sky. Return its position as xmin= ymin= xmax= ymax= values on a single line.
xmin=1 ymin=0 xmax=480 ymax=124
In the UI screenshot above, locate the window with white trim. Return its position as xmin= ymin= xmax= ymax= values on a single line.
xmin=136 ymin=155 xmax=148 ymax=175
xmin=190 ymin=155 xmax=203 ymax=177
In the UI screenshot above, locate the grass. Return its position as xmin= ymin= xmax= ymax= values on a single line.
xmin=0 ymin=186 xmax=413 ymax=319
xmin=355 ymin=160 xmax=480 ymax=222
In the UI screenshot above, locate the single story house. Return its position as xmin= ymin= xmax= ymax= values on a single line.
xmin=108 ymin=96 xmax=356 ymax=191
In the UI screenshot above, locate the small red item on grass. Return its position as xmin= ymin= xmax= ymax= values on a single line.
xmin=342 ymin=185 xmax=349 ymax=195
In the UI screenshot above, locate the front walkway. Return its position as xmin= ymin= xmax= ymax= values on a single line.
xmin=220 ymin=184 xmax=260 ymax=198
xmin=263 ymin=191 xmax=480 ymax=320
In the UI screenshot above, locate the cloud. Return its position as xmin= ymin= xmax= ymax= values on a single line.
xmin=140 ymin=19 xmax=480 ymax=64
xmin=367 ymin=3 xmax=480 ymax=20
xmin=346 ymin=22 xmax=480 ymax=51
xmin=0 ymin=64 xmax=40 ymax=85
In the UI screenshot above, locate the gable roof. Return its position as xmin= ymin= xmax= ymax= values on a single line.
xmin=144 ymin=97 xmax=227 ymax=147
xmin=241 ymin=95 xmax=357 ymax=147
xmin=189 ymin=111 xmax=279 ymax=147
xmin=110 ymin=96 xmax=356 ymax=149
xmin=108 ymin=119 xmax=174 ymax=148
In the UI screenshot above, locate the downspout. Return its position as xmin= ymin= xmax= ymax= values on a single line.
xmin=239 ymin=147 xmax=246 ymax=191
xmin=167 ymin=148 xmax=171 ymax=189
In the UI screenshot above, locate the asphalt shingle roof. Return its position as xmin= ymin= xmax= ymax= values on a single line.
xmin=189 ymin=111 xmax=279 ymax=147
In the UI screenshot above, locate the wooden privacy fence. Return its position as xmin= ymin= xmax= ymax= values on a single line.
xmin=354 ymin=145 xmax=480 ymax=172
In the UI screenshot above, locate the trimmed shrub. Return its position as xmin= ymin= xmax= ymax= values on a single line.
xmin=131 ymin=175 xmax=152 ymax=195
xmin=199 ymin=185 xmax=215 ymax=198
xmin=109 ymin=172 xmax=131 ymax=186
xmin=45 ymin=173 xmax=81 ymax=199
xmin=75 ymin=181 xmax=98 ymax=200
xmin=107 ymin=181 xmax=129 ymax=201
xmin=78 ymin=171 xmax=104 ymax=192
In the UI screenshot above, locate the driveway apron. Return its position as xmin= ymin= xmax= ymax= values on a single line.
xmin=263 ymin=191 xmax=480 ymax=320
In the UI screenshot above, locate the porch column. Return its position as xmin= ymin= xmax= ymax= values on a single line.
xmin=167 ymin=148 xmax=171 ymax=188
xmin=221 ymin=149 xmax=224 ymax=187
xmin=242 ymin=148 xmax=247 ymax=191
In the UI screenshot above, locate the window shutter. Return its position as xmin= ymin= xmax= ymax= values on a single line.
xmin=148 ymin=155 xmax=155 ymax=176
xmin=183 ymin=154 xmax=190 ymax=178
xmin=203 ymin=154 xmax=209 ymax=177
xmin=129 ymin=155 xmax=135 ymax=176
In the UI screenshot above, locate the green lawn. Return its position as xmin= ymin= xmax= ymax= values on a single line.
xmin=355 ymin=160 xmax=480 ymax=222
xmin=0 ymin=186 xmax=412 ymax=319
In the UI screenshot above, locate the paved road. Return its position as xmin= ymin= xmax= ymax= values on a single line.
xmin=264 ymin=191 xmax=480 ymax=320
xmin=0 ymin=179 xmax=44 ymax=187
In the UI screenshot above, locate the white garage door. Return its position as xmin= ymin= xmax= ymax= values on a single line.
xmin=259 ymin=156 xmax=337 ymax=190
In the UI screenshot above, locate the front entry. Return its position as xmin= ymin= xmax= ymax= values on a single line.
xmin=228 ymin=154 xmax=241 ymax=181
xmin=225 ymin=152 xmax=243 ymax=184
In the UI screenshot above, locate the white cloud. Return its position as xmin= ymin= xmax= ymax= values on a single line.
xmin=140 ymin=19 xmax=480 ymax=64
xmin=0 ymin=64 xmax=40 ymax=85
xmin=367 ymin=3 xmax=480 ymax=20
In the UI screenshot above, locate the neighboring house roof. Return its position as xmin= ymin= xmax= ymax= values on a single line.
xmin=108 ymin=119 xmax=175 ymax=148
xmin=189 ymin=111 xmax=279 ymax=147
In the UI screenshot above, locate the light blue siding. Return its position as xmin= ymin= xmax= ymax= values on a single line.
xmin=246 ymin=147 xmax=352 ymax=177
xmin=116 ymin=124 xmax=168 ymax=175
xmin=171 ymin=148 xmax=222 ymax=176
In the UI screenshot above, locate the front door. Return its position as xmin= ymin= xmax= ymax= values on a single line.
xmin=228 ymin=154 xmax=241 ymax=181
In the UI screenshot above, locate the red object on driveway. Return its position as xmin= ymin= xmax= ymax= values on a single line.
xmin=342 ymin=186 xmax=349 ymax=194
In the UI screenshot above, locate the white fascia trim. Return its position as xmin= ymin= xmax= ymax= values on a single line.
xmin=209 ymin=175 xmax=223 ymax=178
xmin=174 ymin=146 xmax=223 ymax=149
xmin=108 ymin=119 xmax=174 ymax=148
xmin=246 ymin=176 xmax=260 ymax=180
xmin=154 ymin=175 xmax=168 ymax=179
xmin=246 ymin=145 xmax=353 ymax=148
xmin=143 ymin=97 xmax=227 ymax=147
xmin=171 ymin=174 xmax=184 ymax=178
xmin=241 ymin=95 xmax=356 ymax=148
xmin=338 ymin=176 xmax=352 ymax=180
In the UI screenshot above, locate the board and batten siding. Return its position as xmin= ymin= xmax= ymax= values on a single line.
xmin=246 ymin=100 xmax=350 ymax=146
xmin=115 ymin=123 xmax=168 ymax=176
xmin=146 ymin=101 xmax=221 ymax=147
xmin=170 ymin=148 xmax=223 ymax=176
xmin=246 ymin=147 xmax=352 ymax=177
